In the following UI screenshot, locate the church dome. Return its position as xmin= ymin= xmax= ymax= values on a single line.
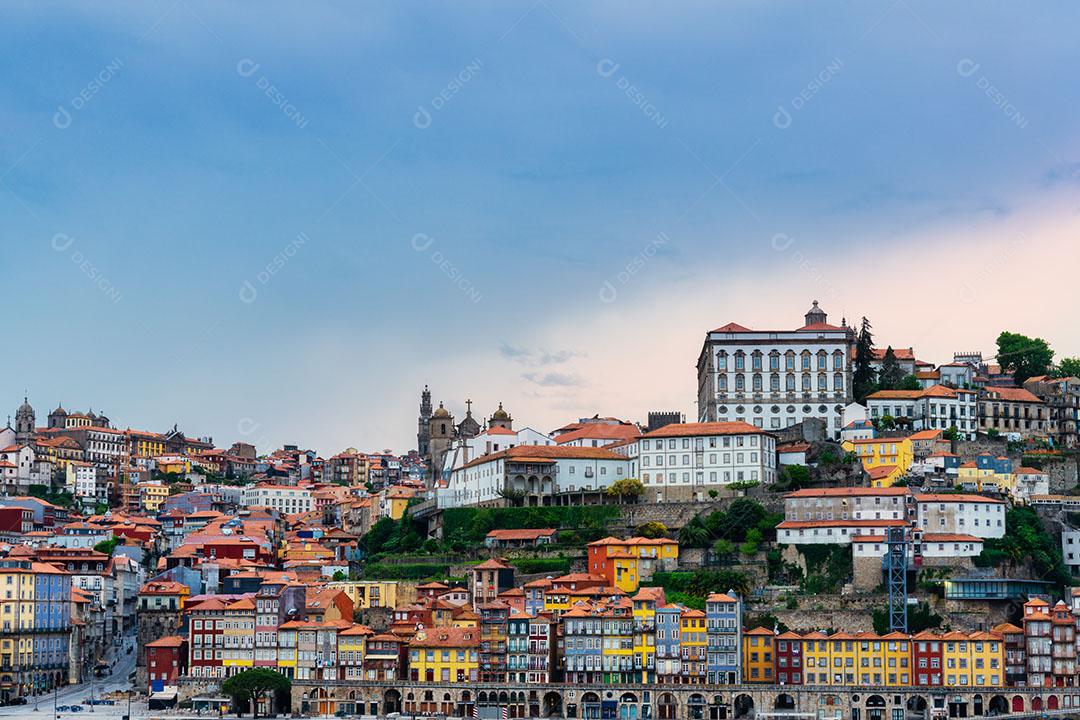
xmin=432 ymin=402 xmax=451 ymax=419
xmin=491 ymin=403 xmax=510 ymax=421
xmin=52 ymin=404 xmax=67 ymax=415
xmin=17 ymin=397 xmax=32 ymax=413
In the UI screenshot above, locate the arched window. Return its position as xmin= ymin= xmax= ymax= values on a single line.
xmin=769 ymin=351 xmax=780 ymax=371
xmin=735 ymin=374 xmax=745 ymax=391
xmin=818 ymin=374 xmax=827 ymax=390
xmin=785 ymin=351 xmax=796 ymax=370
xmin=817 ymin=350 xmax=828 ymax=369
xmin=718 ymin=375 xmax=728 ymax=391
xmin=753 ymin=374 xmax=763 ymax=391
xmin=717 ymin=351 xmax=728 ymax=370
xmin=834 ymin=373 xmax=844 ymax=390
xmin=751 ymin=351 xmax=763 ymax=371
xmin=771 ymin=374 xmax=780 ymax=391
xmin=833 ymin=350 xmax=844 ymax=370
xmin=801 ymin=351 xmax=811 ymax=370
xmin=802 ymin=374 xmax=811 ymax=391
xmin=734 ymin=351 xmax=746 ymax=370
xmin=786 ymin=374 xmax=795 ymax=391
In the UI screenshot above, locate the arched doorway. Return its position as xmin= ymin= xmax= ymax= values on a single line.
xmin=1048 ymin=695 xmax=1060 ymax=711
xmin=972 ymin=695 xmax=983 ymax=717
xmin=948 ymin=695 xmax=968 ymax=719
xmin=544 ymin=691 xmax=563 ymax=718
xmin=906 ymin=695 xmax=927 ymax=719
xmin=620 ymin=692 xmax=640 ymax=720
xmin=734 ymin=694 xmax=755 ymax=719
xmin=658 ymin=692 xmax=678 ymax=720
xmin=689 ymin=694 xmax=707 ymax=720
xmin=583 ymin=692 xmax=602 ymax=720
xmin=460 ymin=690 xmax=475 ymax=718
xmin=776 ymin=694 xmax=796 ymax=711
xmin=866 ymin=694 xmax=887 ymax=720
xmin=710 ymin=695 xmax=728 ymax=720
xmin=1032 ymin=697 xmax=1043 ymax=712
xmin=988 ymin=696 xmax=1008 ymax=716
xmin=1011 ymin=696 xmax=1024 ymax=713
xmin=383 ymin=689 xmax=401 ymax=715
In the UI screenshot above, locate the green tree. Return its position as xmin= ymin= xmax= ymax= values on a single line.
xmin=221 ymin=668 xmax=291 ymax=719
xmin=1056 ymin=357 xmax=1080 ymax=378
xmin=712 ymin=538 xmax=735 ymax=561
xmin=606 ymin=477 xmax=645 ymax=504
xmin=637 ymin=521 xmax=668 ymax=539
xmin=996 ymin=331 xmax=1054 ymax=384
xmin=678 ymin=515 xmax=711 ymax=548
xmin=943 ymin=426 xmax=960 ymax=442
xmin=853 ymin=316 xmax=877 ymax=402
xmin=878 ymin=414 xmax=896 ymax=430
xmin=898 ymin=374 xmax=922 ymax=391
xmin=776 ymin=464 xmax=811 ymax=491
xmin=877 ymin=346 xmax=906 ymax=390
xmin=94 ymin=536 xmax=120 ymax=556
xmin=331 ymin=570 xmax=347 ymax=581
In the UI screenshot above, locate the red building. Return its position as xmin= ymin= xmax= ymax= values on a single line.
xmin=187 ymin=597 xmax=228 ymax=678
xmin=0 ymin=507 xmax=32 ymax=535
xmin=363 ymin=633 xmax=406 ymax=681
xmin=913 ymin=630 xmax=944 ymax=686
xmin=775 ymin=631 xmax=803 ymax=685
xmin=146 ymin=636 xmax=188 ymax=691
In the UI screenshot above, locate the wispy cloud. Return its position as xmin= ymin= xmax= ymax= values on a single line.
xmin=499 ymin=341 xmax=582 ymax=367
xmin=522 ymin=371 xmax=585 ymax=388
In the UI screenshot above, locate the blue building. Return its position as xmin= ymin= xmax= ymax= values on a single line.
xmin=705 ymin=591 xmax=741 ymax=684
xmin=655 ymin=604 xmax=682 ymax=682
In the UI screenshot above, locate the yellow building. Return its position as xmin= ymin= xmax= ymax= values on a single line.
xmin=155 ymin=455 xmax=192 ymax=475
xmin=968 ymin=631 xmax=1004 ymax=687
xmin=881 ymin=631 xmax=913 ymax=686
xmin=742 ymin=627 xmax=776 ymax=683
xmin=632 ymin=587 xmax=663 ymax=683
xmin=680 ymin=607 xmax=708 ymax=681
xmin=220 ymin=597 xmax=255 ymax=672
xmin=383 ymin=487 xmax=414 ymax=520
xmin=126 ymin=429 xmax=166 ymax=459
xmin=939 ymin=630 xmax=1003 ymax=687
xmin=587 ymin=537 xmax=680 ymax=593
xmin=139 ymin=481 xmax=170 ymax=512
xmin=801 ymin=631 xmax=832 ymax=685
xmin=408 ymin=627 xmax=479 ymax=683
xmin=842 ymin=438 xmax=914 ymax=487
xmin=337 ymin=625 xmax=372 ymax=681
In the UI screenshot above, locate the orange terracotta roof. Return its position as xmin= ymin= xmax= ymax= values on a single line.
xmin=642 ymin=421 xmax=769 ymax=438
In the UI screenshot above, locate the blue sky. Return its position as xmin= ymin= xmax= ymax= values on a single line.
xmin=3 ymin=1 xmax=1079 ymax=453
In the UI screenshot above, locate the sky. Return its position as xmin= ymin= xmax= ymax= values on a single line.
xmin=2 ymin=1 xmax=1079 ymax=454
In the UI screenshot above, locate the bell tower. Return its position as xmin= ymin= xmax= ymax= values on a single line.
xmin=14 ymin=397 xmax=35 ymax=444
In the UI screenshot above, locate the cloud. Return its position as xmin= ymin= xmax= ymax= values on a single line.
xmin=1043 ymin=161 xmax=1080 ymax=186
xmin=499 ymin=341 xmax=582 ymax=367
xmin=521 ymin=371 xmax=585 ymax=388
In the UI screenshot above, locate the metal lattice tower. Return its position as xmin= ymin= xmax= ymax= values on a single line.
xmin=885 ymin=526 xmax=908 ymax=632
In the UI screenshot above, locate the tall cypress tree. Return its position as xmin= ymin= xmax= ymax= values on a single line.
xmin=853 ymin=316 xmax=877 ymax=403
xmin=878 ymin=346 xmax=906 ymax=390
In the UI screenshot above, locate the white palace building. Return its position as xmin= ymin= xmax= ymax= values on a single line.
xmin=696 ymin=301 xmax=855 ymax=438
